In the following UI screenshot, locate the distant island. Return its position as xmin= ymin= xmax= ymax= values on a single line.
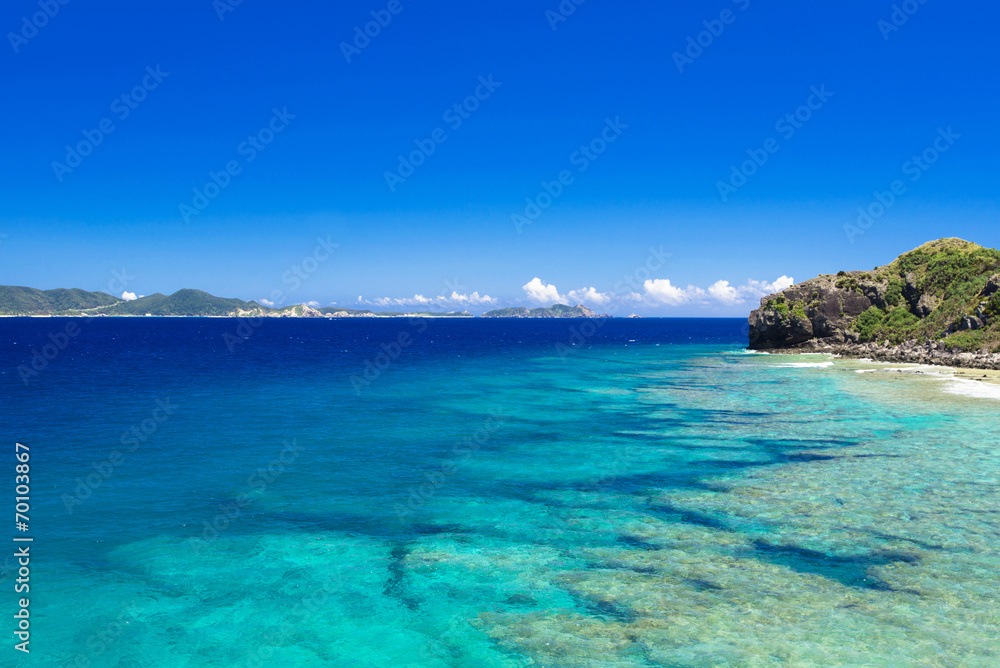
xmin=481 ymin=304 xmax=601 ymax=319
xmin=749 ymin=238 xmax=1000 ymax=369
xmin=0 ymin=286 xmax=605 ymax=319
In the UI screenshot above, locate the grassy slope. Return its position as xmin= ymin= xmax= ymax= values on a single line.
xmin=838 ymin=239 xmax=1000 ymax=351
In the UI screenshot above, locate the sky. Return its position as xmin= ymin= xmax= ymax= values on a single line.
xmin=1 ymin=0 xmax=998 ymax=315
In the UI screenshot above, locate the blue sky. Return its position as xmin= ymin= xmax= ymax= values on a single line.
xmin=1 ymin=0 xmax=997 ymax=315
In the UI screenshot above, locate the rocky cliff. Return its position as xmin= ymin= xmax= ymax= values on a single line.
xmin=748 ymin=238 xmax=1000 ymax=368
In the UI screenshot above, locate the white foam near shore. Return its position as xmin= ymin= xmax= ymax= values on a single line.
xmin=846 ymin=361 xmax=1000 ymax=401
xmin=942 ymin=378 xmax=1000 ymax=400
xmin=854 ymin=366 xmax=951 ymax=378
xmin=775 ymin=361 xmax=835 ymax=368
xmin=753 ymin=351 xmax=1000 ymax=402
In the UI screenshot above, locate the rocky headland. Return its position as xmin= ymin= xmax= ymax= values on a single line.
xmin=748 ymin=238 xmax=1000 ymax=370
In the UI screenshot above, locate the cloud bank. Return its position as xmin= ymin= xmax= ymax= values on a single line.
xmin=353 ymin=274 xmax=794 ymax=313
xmin=517 ymin=275 xmax=794 ymax=309
xmin=361 ymin=292 xmax=498 ymax=309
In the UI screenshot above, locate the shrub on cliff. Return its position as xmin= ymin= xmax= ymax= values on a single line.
xmin=853 ymin=306 xmax=919 ymax=344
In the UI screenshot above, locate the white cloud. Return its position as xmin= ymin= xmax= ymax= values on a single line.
xmin=704 ymin=276 xmax=795 ymax=306
xmin=444 ymin=291 xmax=497 ymax=306
xmin=522 ymin=278 xmax=565 ymax=305
xmin=357 ymin=273 xmax=795 ymax=314
xmin=707 ymin=280 xmax=741 ymax=305
xmin=121 ymin=291 xmax=138 ymax=301
xmin=566 ymin=287 xmax=612 ymax=306
xmin=259 ymin=298 xmax=275 ymax=307
xmin=642 ymin=279 xmax=704 ymax=306
xmin=768 ymin=275 xmax=795 ymax=292
xmin=364 ymin=291 xmax=497 ymax=309
xmin=369 ymin=296 xmax=415 ymax=307
xmin=307 ymin=301 xmax=320 ymax=307
xmin=521 ymin=280 xmax=617 ymax=307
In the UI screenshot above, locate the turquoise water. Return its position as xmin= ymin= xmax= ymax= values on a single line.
xmin=3 ymin=319 xmax=999 ymax=666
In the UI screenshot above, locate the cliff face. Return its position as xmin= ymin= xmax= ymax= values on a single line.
xmin=748 ymin=239 xmax=1000 ymax=364
xmin=748 ymin=273 xmax=874 ymax=349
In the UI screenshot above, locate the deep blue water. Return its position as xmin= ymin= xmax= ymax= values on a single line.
xmin=2 ymin=317 xmax=998 ymax=666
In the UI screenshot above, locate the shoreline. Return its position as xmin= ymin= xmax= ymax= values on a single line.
xmin=752 ymin=340 xmax=1000 ymax=371
xmin=750 ymin=347 xmax=1000 ymax=402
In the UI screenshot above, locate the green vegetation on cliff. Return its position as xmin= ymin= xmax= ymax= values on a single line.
xmin=857 ymin=239 xmax=1000 ymax=347
xmin=851 ymin=306 xmax=921 ymax=344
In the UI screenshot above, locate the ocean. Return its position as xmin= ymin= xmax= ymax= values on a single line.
xmin=2 ymin=317 xmax=998 ymax=667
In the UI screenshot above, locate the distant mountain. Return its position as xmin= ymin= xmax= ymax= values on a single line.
xmin=100 ymin=290 xmax=264 ymax=316
xmin=481 ymin=304 xmax=599 ymax=318
xmin=0 ymin=285 xmax=473 ymax=318
xmin=0 ymin=286 xmax=121 ymax=314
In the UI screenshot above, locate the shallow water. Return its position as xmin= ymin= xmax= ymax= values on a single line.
xmin=2 ymin=318 xmax=998 ymax=666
